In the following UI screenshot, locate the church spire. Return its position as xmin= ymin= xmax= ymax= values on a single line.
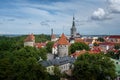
xmin=71 ymin=15 xmax=76 ymax=38
xmin=72 ymin=15 xmax=75 ymax=27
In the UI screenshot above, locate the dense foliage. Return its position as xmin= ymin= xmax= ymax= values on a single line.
xmin=46 ymin=41 xmax=54 ymax=53
xmin=0 ymin=46 xmax=49 ymax=80
xmin=72 ymin=53 xmax=116 ymax=80
xmin=114 ymin=44 xmax=120 ymax=50
xmin=35 ymin=34 xmax=51 ymax=42
xmin=0 ymin=35 xmax=51 ymax=80
xmin=97 ymin=37 xmax=105 ymax=42
xmin=69 ymin=42 xmax=90 ymax=54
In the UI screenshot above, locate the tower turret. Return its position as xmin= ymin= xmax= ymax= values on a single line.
xmin=57 ymin=33 xmax=69 ymax=57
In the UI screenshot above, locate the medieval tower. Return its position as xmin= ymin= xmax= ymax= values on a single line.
xmin=57 ymin=33 xmax=69 ymax=57
xmin=24 ymin=33 xmax=35 ymax=47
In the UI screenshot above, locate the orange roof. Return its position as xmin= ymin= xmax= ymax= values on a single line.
xmin=35 ymin=43 xmax=42 ymax=48
xmin=91 ymin=46 xmax=101 ymax=53
xmin=109 ymin=35 xmax=120 ymax=38
xmin=24 ymin=33 xmax=35 ymax=42
xmin=71 ymin=50 xmax=100 ymax=57
xmin=58 ymin=33 xmax=69 ymax=45
xmin=35 ymin=42 xmax=46 ymax=48
xmin=75 ymin=38 xmax=84 ymax=43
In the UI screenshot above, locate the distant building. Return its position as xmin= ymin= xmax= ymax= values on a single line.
xmin=57 ymin=33 xmax=69 ymax=57
xmin=24 ymin=33 xmax=46 ymax=48
xmin=24 ymin=33 xmax=35 ymax=47
xmin=51 ymin=28 xmax=58 ymax=42
xmin=70 ymin=16 xmax=82 ymax=43
xmin=99 ymin=42 xmax=114 ymax=53
xmin=41 ymin=56 xmax=75 ymax=74
xmin=106 ymin=35 xmax=120 ymax=43
xmin=70 ymin=16 xmax=77 ymax=38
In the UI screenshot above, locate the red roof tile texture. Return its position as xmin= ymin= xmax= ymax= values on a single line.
xmin=99 ymin=42 xmax=115 ymax=45
xmin=109 ymin=35 xmax=120 ymax=38
xmin=24 ymin=33 xmax=35 ymax=42
xmin=58 ymin=33 xmax=69 ymax=45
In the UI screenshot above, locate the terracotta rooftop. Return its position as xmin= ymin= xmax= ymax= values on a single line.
xmin=35 ymin=42 xmax=46 ymax=48
xmin=58 ymin=33 xmax=69 ymax=45
xmin=84 ymin=38 xmax=93 ymax=43
xmin=99 ymin=42 xmax=115 ymax=45
xmin=91 ymin=46 xmax=101 ymax=53
xmin=24 ymin=33 xmax=35 ymax=42
xmin=75 ymin=38 xmax=84 ymax=43
xmin=109 ymin=35 xmax=120 ymax=39
xmin=71 ymin=50 xmax=100 ymax=58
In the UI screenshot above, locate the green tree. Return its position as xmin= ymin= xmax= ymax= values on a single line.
xmin=97 ymin=37 xmax=105 ymax=42
xmin=93 ymin=42 xmax=99 ymax=46
xmin=72 ymin=53 xmax=116 ymax=80
xmin=46 ymin=42 xmax=54 ymax=53
xmin=114 ymin=44 xmax=120 ymax=50
xmin=35 ymin=34 xmax=51 ymax=42
xmin=69 ymin=42 xmax=90 ymax=54
xmin=0 ymin=47 xmax=49 ymax=80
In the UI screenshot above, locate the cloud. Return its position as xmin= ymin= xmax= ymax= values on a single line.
xmin=108 ymin=0 xmax=120 ymax=13
xmin=91 ymin=8 xmax=111 ymax=20
xmin=7 ymin=19 xmax=15 ymax=21
xmin=40 ymin=21 xmax=50 ymax=27
xmin=91 ymin=0 xmax=120 ymax=21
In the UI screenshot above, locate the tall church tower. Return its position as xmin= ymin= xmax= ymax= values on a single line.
xmin=71 ymin=16 xmax=76 ymax=38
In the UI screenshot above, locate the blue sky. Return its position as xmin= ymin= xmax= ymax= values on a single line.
xmin=0 ymin=0 xmax=120 ymax=35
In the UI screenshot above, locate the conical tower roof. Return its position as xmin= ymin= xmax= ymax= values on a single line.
xmin=58 ymin=33 xmax=69 ymax=45
xmin=24 ymin=33 xmax=35 ymax=42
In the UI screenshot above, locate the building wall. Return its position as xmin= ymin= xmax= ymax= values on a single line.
xmin=24 ymin=41 xmax=34 ymax=47
xmin=58 ymin=45 xmax=68 ymax=57
xmin=59 ymin=63 xmax=70 ymax=73
xmin=46 ymin=66 xmax=54 ymax=75
xmin=51 ymin=38 xmax=58 ymax=42
xmin=52 ymin=47 xmax=58 ymax=55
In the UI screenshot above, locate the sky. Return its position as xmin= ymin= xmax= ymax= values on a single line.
xmin=0 ymin=0 xmax=120 ymax=35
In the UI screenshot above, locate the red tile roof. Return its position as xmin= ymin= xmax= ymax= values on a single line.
xmin=58 ymin=33 xmax=69 ymax=45
xmin=75 ymin=38 xmax=84 ymax=43
xmin=35 ymin=42 xmax=46 ymax=48
xmin=108 ymin=35 xmax=120 ymax=39
xmin=35 ymin=43 xmax=42 ymax=48
xmin=91 ymin=46 xmax=101 ymax=53
xmin=99 ymin=42 xmax=115 ymax=45
xmin=24 ymin=33 xmax=35 ymax=42
xmin=71 ymin=50 xmax=100 ymax=57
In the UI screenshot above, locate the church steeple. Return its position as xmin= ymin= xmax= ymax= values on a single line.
xmin=71 ymin=16 xmax=76 ymax=38
xmin=72 ymin=16 xmax=75 ymax=27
